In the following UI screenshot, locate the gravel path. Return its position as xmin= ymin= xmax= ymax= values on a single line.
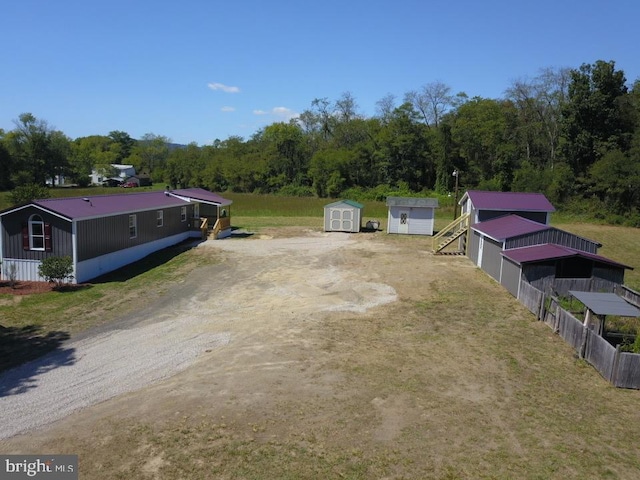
xmin=0 ymin=232 xmax=397 ymax=440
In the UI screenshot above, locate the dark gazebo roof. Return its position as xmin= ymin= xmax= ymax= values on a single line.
xmin=569 ymin=291 xmax=640 ymax=317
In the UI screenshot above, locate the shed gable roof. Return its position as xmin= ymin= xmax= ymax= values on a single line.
xmin=324 ymin=199 xmax=364 ymax=209
xmin=471 ymin=214 xmax=550 ymax=241
xmin=386 ymin=197 xmax=439 ymax=208
xmin=461 ymin=190 xmax=555 ymax=212
xmin=502 ymin=244 xmax=632 ymax=270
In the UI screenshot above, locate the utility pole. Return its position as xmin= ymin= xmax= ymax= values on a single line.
xmin=452 ymin=169 xmax=459 ymax=220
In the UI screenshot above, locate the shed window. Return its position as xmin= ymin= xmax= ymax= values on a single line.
xmin=556 ymin=258 xmax=592 ymax=278
xmin=157 ymin=210 xmax=164 ymax=227
xmin=24 ymin=215 xmax=52 ymax=251
xmin=181 ymin=206 xmax=187 ymax=222
xmin=129 ymin=214 xmax=137 ymax=238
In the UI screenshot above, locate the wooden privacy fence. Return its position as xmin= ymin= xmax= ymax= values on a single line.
xmin=616 ymin=284 xmax=640 ymax=309
xmin=520 ymin=282 xmax=640 ymax=389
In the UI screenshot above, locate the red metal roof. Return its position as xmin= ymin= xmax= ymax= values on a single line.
xmin=463 ymin=190 xmax=555 ymax=212
xmin=18 ymin=189 xmax=232 ymax=220
xmin=471 ymin=214 xmax=550 ymax=240
xmin=502 ymin=244 xmax=632 ymax=270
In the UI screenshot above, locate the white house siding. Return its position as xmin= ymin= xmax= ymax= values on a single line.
xmin=75 ymin=231 xmax=191 ymax=283
xmin=387 ymin=207 xmax=434 ymax=235
xmin=1 ymin=258 xmax=46 ymax=282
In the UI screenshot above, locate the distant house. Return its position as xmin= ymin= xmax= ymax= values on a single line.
xmin=323 ymin=200 xmax=363 ymax=233
xmin=386 ymin=197 xmax=438 ymax=235
xmin=90 ymin=164 xmax=136 ymax=185
xmin=0 ymin=188 xmax=232 ymax=284
xmin=124 ymin=173 xmax=152 ymax=187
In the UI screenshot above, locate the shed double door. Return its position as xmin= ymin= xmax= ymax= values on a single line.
xmin=330 ymin=208 xmax=354 ymax=232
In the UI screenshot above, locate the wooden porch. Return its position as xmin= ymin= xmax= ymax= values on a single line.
xmin=199 ymin=216 xmax=232 ymax=240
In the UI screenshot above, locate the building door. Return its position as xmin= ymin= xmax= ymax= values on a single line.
xmin=398 ymin=210 xmax=409 ymax=234
xmin=477 ymin=236 xmax=484 ymax=267
xmin=330 ymin=208 xmax=353 ymax=232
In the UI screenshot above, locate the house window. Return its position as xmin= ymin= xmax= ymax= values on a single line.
xmin=181 ymin=206 xmax=187 ymax=222
xmin=129 ymin=214 xmax=137 ymax=238
xmin=29 ymin=215 xmax=45 ymax=250
xmin=157 ymin=210 xmax=164 ymax=227
xmin=193 ymin=203 xmax=200 ymax=219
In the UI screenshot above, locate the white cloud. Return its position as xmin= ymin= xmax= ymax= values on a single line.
xmin=221 ymin=106 xmax=235 ymax=112
xmin=253 ymin=107 xmax=299 ymax=120
xmin=272 ymin=107 xmax=297 ymax=119
xmin=207 ymin=82 xmax=240 ymax=93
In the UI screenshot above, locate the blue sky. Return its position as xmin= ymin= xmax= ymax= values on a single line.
xmin=1 ymin=0 xmax=637 ymax=146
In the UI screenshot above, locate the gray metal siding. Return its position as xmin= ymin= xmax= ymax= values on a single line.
xmin=478 ymin=210 xmax=548 ymax=224
xmin=500 ymin=258 xmax=521 ymax=296
xmin=505 ymin=229 xmax=599 ymax=253
xmin=77 ymin=206 xmax=191 ymax=261
xmin=1 ymin=206 xmax=72 ymax=259
xmin=481 ymin=237 xmax=503 ymax=281
xmin=468 ymin=230 xmax=480 ymax=264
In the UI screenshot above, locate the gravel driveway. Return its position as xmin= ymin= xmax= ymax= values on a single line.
xmin=0 ymin=231 xmax=397 ymax=440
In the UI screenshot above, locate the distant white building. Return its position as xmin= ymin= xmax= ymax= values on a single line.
xmin=90 ymin=164 xmax=136 ymax=185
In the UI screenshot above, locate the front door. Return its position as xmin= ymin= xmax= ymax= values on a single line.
xmin=398 ymin=210 xmax=409 ymax=234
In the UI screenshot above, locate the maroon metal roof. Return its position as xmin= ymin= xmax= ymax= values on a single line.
xmin=171 ymin=188 xmax=232 ymax=206
xmin=471 ymin=214 xmax=550 ymax=240
xmin=502 ymin=244 xmax=632 ymax=270
xmin=464 ymin=190 xmax=555 ymax=212
xmin=21 ymin=189 xmax=231 ymax=220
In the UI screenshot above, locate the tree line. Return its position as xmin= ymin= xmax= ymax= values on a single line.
xmin=1 ymin=60 xmax=639 ymax=224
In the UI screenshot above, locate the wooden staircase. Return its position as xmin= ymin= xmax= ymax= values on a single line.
xmin=432 ymin=212 xmax=470 ymax=254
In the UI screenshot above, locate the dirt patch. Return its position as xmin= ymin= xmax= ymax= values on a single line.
xmin=0 ymin=281 xmax=53 ymax=296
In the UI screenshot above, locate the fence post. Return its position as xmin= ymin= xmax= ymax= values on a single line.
xmin=579 ymin=326 xmax=588 ymax=359
xmin=553 ymin=301 xmax=560 ymax=333
xmin=611 ymin=344 xmax=622 ymax=387
xmin=538 ymin=293 xmax=546 ymax=321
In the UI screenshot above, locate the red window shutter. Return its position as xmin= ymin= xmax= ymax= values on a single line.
xmin=22 ymin=223 xmax=29 ymax=250
xmin=44 ymin=223 xmax=52 ymax=252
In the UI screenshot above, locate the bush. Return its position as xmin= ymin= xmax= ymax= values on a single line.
xmin=9 ymin=184 xmax=50 ymax=205
xmin=38 ymin=256 xmax=74 ymax=289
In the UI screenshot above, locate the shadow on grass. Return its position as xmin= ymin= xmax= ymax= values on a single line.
xmin=0 ymin=325 xmax=75 ymax=395
xmin=90 ymin=239 xmax=199 ymax=284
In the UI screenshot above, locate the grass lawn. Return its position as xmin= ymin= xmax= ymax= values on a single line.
xmin=1 ymin=192 xmax=640 ymax=479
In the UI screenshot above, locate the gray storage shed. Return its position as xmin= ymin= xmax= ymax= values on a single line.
xmin=324 ymin=200 xmax=363 ymax=233
xmin=386 ymin=197 xmax=438 ymax=235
